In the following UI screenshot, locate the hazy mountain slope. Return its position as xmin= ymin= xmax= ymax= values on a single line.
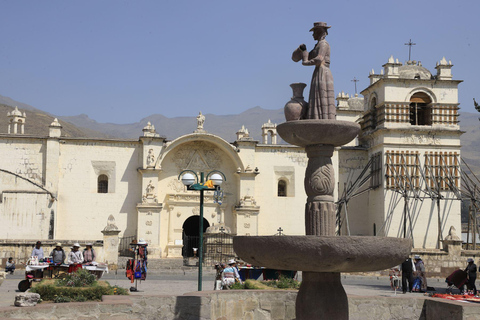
xmin=0 ymin=94 xmax=114 ymax=139
xmin=2 ymin=93 xmax=480 ymax=176
xmin=61 ymin=107 xmax=285 ymax=142
xmin=458 ymin=112 xmax=480 ymax=177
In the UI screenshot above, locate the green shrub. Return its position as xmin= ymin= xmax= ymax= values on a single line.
xmin=276 ymin=275 xmax=300 ymax=289
xmin=228 ymin=275 xmax=301 ymax=291
xmin=109 ymin=285 xmax=129 ymax=295
xmin=55 ymin=268 xmax=97 ymax=287
xmin=244 ymin=279 xmax=272 ymax=290
xmin=53 ymin=295 xmax=71 ymax=303
xmin=31 ymin=285 xmax=107 ymax=301
xmin=74 ymin=295 xmax=87 ymax=302
xmin=30 ymin=281 xmax=129 ymax=302
xmin=228 ymin=281 xmax=245 ymax=290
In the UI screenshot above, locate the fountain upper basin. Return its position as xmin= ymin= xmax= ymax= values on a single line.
xmin=234 ymin=236 xmax=412 ymax=273
xmin=277 ymin=120 xmax=360 ymax=147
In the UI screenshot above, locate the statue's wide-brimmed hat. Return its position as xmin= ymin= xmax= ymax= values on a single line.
xmin=310 ymin=22 xmax=331 ymax=31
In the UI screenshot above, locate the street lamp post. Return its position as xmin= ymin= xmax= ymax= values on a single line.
xmin=178 ymin=170 xmax=226 ymax=291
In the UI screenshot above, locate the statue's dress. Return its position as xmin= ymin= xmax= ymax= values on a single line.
xmin=303 ymin=39 xmax=335 ymax=119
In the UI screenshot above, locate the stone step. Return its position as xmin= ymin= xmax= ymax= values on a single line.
xmin=117 ymin=257 xmax=215 ymax=273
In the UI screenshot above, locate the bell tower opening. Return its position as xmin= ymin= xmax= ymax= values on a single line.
xmin=409 ymin=92 xmax=432 ymax=126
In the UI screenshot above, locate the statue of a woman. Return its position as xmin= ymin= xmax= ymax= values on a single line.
xmin=293 ymin=22 xmax=336 ymax=120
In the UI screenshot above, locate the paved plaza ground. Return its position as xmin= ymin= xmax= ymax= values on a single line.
xmin=0 ymin=268 xmax=456 ymax=308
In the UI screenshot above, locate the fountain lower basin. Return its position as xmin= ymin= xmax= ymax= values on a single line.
xmin=234 ymin=235 xmax=412 ymax=272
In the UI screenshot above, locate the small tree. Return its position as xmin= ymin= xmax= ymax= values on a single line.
xmin=475 ymin=98 xmax=480 ymax=120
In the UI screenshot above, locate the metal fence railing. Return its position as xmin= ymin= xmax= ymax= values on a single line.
xmin=204 ymin=232 xmax=236 ymax=265
xmin=182 ymin=232 xmax=236 ymax=266
xmin=118 ymin=235 xmax=136 ymax=258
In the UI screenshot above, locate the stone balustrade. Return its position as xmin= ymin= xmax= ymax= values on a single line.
xmin=0 ymin=291 xmax=479 ymax=319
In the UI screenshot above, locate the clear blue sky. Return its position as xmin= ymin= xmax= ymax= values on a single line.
xmin=1 ymin=0 xmax=479 ymax=124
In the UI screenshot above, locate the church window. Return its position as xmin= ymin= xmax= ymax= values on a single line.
xmin=385 ymin=150 xmax=420 ymax=190
xmin=370 ymin=152 xmax=382 ymax=188
xmin=97 ymin=174 xmax=109 ymax=193
xmin=424 ymin=152 xmax=459 ymax=190
xmin=278 ymin=180 xmax=287 ymax=197
xmin=409 ymin=92 xmax=432 ymax=126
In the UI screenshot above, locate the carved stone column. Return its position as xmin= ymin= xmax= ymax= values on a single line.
xmin=304 ymin=144 xmax=335 ymax=236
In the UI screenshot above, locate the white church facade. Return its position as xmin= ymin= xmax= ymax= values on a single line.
xmin=0 ymin=55 xmax=463 ymax=259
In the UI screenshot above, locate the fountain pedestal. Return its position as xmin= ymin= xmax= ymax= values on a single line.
xmin=297 ymin=272 xmax=347 ymax=319
xmin=234 ymin=120 xmax=412 ymax=319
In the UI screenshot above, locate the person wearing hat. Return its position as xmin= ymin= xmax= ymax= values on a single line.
xmin=50 ymin=243 xmax=66 ymax=265
xmin=221 ymin=259 xmax=242 ymax=289
xmin=292 ymin=22 xmax=335 ymax=120
xmin=67 ymin=243 xmax=84 ymax=265
xmin=83 ymin=243 xmax=96 ymax=265
xmin=413 ymin=255 xmax=427 ymax=292
xmin=31 ymin=241 xmax=44 ymax=260
xmin=463 ymin=258 xmax=477 ymax=295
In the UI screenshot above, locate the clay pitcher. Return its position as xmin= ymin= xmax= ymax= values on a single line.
xmin=284 ymin=83 xmax=308 ymax=121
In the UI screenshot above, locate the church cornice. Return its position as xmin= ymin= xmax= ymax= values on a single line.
xmin=361 ymin=78 xmax=463 ymax=95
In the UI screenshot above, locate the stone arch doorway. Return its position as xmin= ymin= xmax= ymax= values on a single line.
xmin=182 ymin=216 xmax=210 ymax=257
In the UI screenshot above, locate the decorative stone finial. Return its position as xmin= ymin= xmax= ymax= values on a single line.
xmin=142 ymin=121 xmax=159 ymax=137
xmin=49 ymin=118 xmax=62 ymax=137
xmin=444 ymin=226 xmax=460 ymax=241
xmin=103 ymin=214 xmax=119 ymax=232
xmin=435 ymin=57 xmax=453 ymax=80
xmin=50 ymin=118 xmax=62 ymax=127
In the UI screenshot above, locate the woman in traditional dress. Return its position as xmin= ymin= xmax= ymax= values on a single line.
xmin=294 ymin=22 xmax=336 ymax=120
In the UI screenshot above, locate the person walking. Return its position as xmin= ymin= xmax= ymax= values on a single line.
xmin=464 ymin=258 xmax=477 ymax=295
xmin=222 ymin=259 xmax=242 ymax=289
xmin=413 ymin=255 xmax=427 ymax=292
xmin=401 ymin=257 xmax=416 ymax=293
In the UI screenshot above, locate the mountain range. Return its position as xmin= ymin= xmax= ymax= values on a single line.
xmin=1 ymin=93 xmax=479 ymax=176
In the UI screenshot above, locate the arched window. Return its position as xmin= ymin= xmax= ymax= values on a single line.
xmin=409 ymin=92 xmax=432 ymax=125
xmin=278 ymin=180 xmax=287 ymax=197
xmin=97 ymin=174 xmax=108 ymax=193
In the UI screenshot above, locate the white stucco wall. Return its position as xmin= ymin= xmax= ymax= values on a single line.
xmin=55 ymin=140 xmax=142 ymax=240
xmin=254 ymin=145 xmax=307 ymax=236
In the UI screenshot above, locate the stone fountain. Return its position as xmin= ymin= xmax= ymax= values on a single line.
xmin=233 ymin=22 xmax=412 ymax=319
